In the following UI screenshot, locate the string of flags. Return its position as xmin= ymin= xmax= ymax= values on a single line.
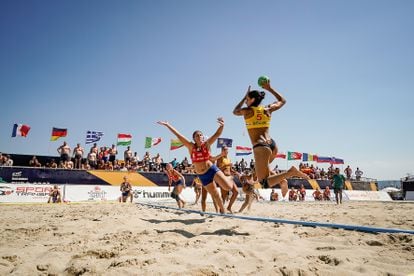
xmin=9 ymin=125 xmax=344 ymax=164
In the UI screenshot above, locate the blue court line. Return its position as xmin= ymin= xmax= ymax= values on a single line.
xmin=137 ymin=202 xmax=414 ymax=235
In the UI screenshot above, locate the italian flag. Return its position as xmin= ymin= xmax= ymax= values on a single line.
xmin=145 ymin=137 xmax=162 ymax=148
xmin=117 ymin=133 xmax=132 ymax=146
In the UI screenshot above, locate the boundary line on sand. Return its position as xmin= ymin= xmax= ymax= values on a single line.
xmin=137 ymin=202 xmax=414 ymax=235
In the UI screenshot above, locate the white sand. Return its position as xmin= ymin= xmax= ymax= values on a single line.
xmin=0 ymin=200 xmax=413 ymax=275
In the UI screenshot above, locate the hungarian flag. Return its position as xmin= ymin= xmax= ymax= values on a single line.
xmin=287 ymin=151 xmax=302 ymax=160
xmin=50 ymin=127 xmax=67 ymax=141
xmin=145 ymin=137 xmax=162 ymax=148
xmin=11 ymin=124 xmax=31 ymax=137
xmin=170 ymin=139 xmax=184 ymax=150
xmin=236 ymin=146 xmax=252 ymax=156
xmin=275 ymin=153 xmax=286 ymax=159
xmin=117 ymin=133 xmax=132 ymax=146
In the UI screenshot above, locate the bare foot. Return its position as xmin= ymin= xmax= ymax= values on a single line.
xmin=227 ymin=208 xmax=233 ymax=214
xmin=288 ymin=166 xmax=310 ymax=180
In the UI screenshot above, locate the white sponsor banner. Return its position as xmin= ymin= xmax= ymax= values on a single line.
xmin=0 ymin=184 xmax=63 ymax=203
xmin=344 ymin=190 xmax=392 ymax=201
xmin=0 ymin=184 xmax=393 ymax=203
xmin=64 ymin=185 xmax=120 ymax=202
xmin=64 ymin=185 xmax=203 ymax=203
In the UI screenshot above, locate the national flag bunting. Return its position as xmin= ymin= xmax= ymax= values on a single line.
xmin=11 ymin=124 xmax=31 ymax=137
xmin=287 ymin=151 xmax=302 ymax=160
xmin=170 ymin=139 xmax=184 ymax=150
xmin=145 ymin=137 xmax=162 ymax=148
xmin=236 ymin=146 xmax=252 ymax=156
xmin=331 ymin=157 xmax=344 ymax=164
xmin=275 ymin=153 xmax=286 ymax=159
xmin=117 ymin=133 xmax=132 ymax=146
xmin=85 ymin=130 xmax=104 ymax=144
xmin=316 ymin=156 xmax=332 ymax=163
xmin=50 ymin=127 xmax=67 ymax=141
xmin=302 ymin=153 xmax=316 ymax=162
xmin=216 ymin=138 xmax=233 ymax=148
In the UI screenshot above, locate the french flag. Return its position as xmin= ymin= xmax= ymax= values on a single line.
xmin=12 ymin=124 xmax=31 ymax=137
xmin=236 ymin=146 xmax=252 ymax=156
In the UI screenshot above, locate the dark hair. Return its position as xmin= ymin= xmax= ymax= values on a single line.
xmin=192 ymin=130 xmax=202 ymax=140
xmin=247 ymin=90 xmax=265 ymax=107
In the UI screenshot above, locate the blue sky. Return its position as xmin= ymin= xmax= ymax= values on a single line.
xmin=1 ymin=0 xmax=413 ymax=180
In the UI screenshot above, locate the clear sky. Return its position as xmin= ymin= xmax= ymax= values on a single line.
xmin=1 ymin=0 xmax=413 ymax=180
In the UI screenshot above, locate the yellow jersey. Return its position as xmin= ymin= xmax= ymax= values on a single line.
xmin=218 ymin=157 xmax=232 ymax=170
xmin=244 ymin=106 xmax=271 ymax=129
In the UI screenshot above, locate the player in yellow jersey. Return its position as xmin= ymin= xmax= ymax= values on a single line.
xmin=233 ymin=80 xmax=309 ymax=198
xmin=212 ymin=145 xmax=239 ymax=213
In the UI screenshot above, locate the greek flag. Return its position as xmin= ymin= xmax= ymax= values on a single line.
xmin=86 ymin=130 xmax=104 ymax=144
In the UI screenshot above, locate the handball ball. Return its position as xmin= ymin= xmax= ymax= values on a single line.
xmin=258 ymin=75 xmax=270 ymax=88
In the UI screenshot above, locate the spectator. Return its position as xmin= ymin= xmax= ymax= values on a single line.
xmin=288 ymin=187 xmax=297 ymax=201
xmin=119 ymin=163 xmax=128 ymax=172
xmin=90 ymin=143 xmax=99 ymax=156
xmin=355 ymin=167 xmax=363 ymax=181
xmin=29 ymin=156 xmax=41 ymax=167
xmin=49 ymin=158 xmax=58 ymax=168
xmin=249 ymin=159 xmax=255 ymax=170
xmin=120 ymin=176 xmax=132 ymax=203
xmin=131 ymin=152 xmax=139 ymax=164
xmin=47 ymin=185 xmax=62 ymax=203
xmin=171 ymin=158 xmax=179 ymax=168
xmin=314 ymin=167 xmax=321 ymax=180
xmin=99 ymin=147 xmax=109 ymax=163
xmin=323 ymin=186 xmax=331 ymax=201
xmin=108 ymin=144 xmax=118 ymax=166
xmin=344 ymin=165 xmax=352 ymax=179
xmin=3 ymin=155 xmax=13 ymax=166
xmin=142 ymin=151 xmax=151 ymax=164
xmin=0 ymin=152 xmax=3 ymax=166
xmin=181 ymin=157 xmax=189 ymax=169
xmin=87 ymin=149 xmax=97 ymax=169
xmin=124 ymin=146 xmax=133 ymax=166
xmin=312 ymin=188 xmax=323 ymax=201
xmin=57 ymin=141 xmax=71 ymax=164
xmin=320 ymin=168 xmax=326 ymax=180
xmin=332 ymin=168 xmax=346 ymax=204
xmin=270 ymin=189 xmax=279 ymax=201
xmin=65 ymin=159 xmax=74 ymax=169
xmin=73 ymin=143 xmax=84 ymax=169
xmin=298 ymin=184 xmax=306 ymax=201
xmin=152 ymin=153 xmax=163 ymax=171
xmin=239 ymin=158 xmax=247 ymax=171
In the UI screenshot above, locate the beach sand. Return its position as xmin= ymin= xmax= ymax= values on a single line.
xmin=0 ymin=200 xmax=413 ymax=275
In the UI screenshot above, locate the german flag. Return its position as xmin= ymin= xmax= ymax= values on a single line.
xmin=51 ymin=127 xmax=67 ymax=141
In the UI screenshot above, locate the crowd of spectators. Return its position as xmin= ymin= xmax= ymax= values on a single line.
xmin=2 ymin=144 xmax=364 ymax=186
xmin=3 ymin=142 xmax=196 ymax=173
xmin=299 ymin=163 xmax=364 ymax=181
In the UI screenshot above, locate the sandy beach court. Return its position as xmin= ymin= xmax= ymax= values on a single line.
xmin=0 ymin=200 xmax=413 ymax=275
